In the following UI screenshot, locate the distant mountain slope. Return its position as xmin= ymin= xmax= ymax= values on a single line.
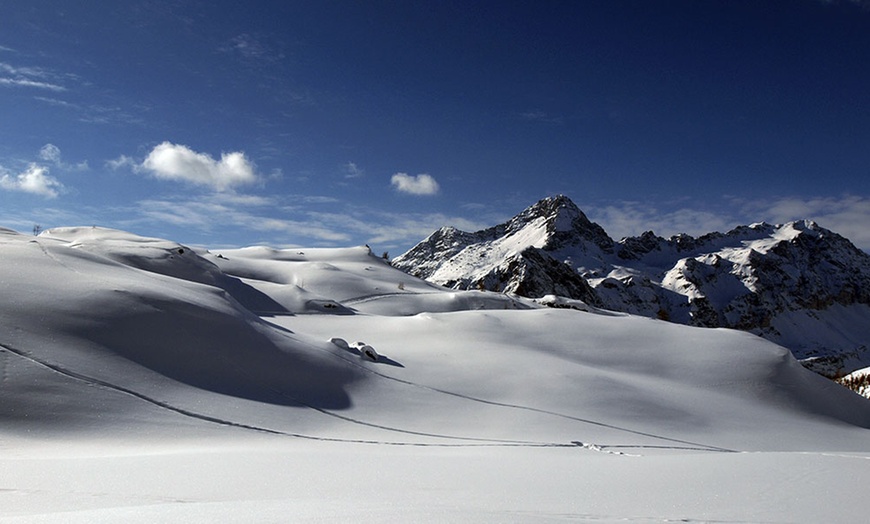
xmin=392 ymin=195 xmax=870 ymax=375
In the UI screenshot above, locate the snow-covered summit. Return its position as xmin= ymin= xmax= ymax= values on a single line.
xmin=393 ymin=196 xmax=870 ymax=375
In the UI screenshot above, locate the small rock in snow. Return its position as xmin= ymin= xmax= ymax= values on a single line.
xmin=329 ymin=337 xmax=351 ymax=350
xmin=359 ymin=345 xmax=379 ymax=362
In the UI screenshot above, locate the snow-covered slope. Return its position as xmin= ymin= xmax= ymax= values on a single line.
xmin=393 ymin=195 xmax=870 ymax=375
xmin=2 ymin=225 xmax=869 ymax=523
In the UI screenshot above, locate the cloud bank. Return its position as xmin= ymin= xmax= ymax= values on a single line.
xmin=391 ymin=173 xmax=440 ymax=195
xmin=140 ymin=142 xmax=259 ymax=191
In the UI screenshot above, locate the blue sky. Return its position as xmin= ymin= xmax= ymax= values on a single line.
xmin=1 ymin=0 xmax=869 ymax=253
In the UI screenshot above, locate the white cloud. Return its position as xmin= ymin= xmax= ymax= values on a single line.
xmin=0 ymin=164 xmax=64 ymax=198
xmin=391 ymin=172 xmax=440 ymax=196
xmin=140 ymin=142 xmax=259 ymax=191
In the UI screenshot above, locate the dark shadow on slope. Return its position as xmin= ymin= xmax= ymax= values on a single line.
xmin=218 ymin=275 xmax=290 ymax=315
xmin=75 ymin=297 xmax=358 ymax=410
xmin=374 ymin=355 xmax=404 ymax=368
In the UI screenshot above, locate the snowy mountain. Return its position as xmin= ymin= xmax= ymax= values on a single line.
xmin=393 ymin=195 xmax=870 ymax=375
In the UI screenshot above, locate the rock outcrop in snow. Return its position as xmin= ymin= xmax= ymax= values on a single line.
xmin=392 ymin=195 xmax=870 ymax=375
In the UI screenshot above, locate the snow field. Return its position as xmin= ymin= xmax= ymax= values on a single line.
xmin=1 ymin=226 xmax=869 ymax=522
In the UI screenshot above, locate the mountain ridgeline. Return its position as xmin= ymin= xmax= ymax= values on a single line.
xmin=392 ymin=195 xmax=870 ymax=376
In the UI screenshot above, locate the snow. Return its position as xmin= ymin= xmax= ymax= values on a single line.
xmin=2 ymin=226 xmax=870 ymax=523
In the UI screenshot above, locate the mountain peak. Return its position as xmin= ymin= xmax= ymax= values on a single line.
xmin=515 ymin=195 xmax=614 ymax=251
xmin=514 ymin=194 xmax=583 ymax=229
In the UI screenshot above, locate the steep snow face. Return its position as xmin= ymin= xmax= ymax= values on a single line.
xmin=394 ymin=197 xmax=870 ymax=374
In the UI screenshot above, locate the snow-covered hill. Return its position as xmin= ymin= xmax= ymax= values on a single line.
xmin=393 ymin=195 xmax=870 ymax=376
xmin=2 ymin=225 xmax=869 ymax=523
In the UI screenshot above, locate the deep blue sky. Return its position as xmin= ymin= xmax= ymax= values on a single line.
xmin=2 ymin=0 xmax=869 ymax=252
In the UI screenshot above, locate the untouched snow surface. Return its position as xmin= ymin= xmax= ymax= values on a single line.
xmin=2 ymin=226 xmax=870 ymax=523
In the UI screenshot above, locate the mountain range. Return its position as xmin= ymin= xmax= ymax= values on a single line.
xmin=392 ymin=195 xmax=870 ymax=376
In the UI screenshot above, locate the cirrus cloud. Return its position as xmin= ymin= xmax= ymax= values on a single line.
xmin=391 ymin=172 xmax=440 ymax=196
xmin=140 ymin=142 xmax=259 ymax=191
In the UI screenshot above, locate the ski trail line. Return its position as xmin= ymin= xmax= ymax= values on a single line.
xmin=283 ymin=331 xmax=739 ymax=454
xmin=0 ymin=343 xmax=589 ymax=449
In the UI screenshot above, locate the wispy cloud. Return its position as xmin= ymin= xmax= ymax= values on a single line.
xmin=391 ymin=172 xmax=440 ymax=196
xmin=2 ymin=60 xmax=142 ymax=125
xmin=38 ymin=144 xmax=61 ymax=164
xmin=583 ymin=195 xmax=870 ymax=251
xmin=222 ymin=33 xmax=284 ymax=63
xmin=583 ymin=200 xmax=736 ymax=241
xmin=0 ymin=77 xmax=66 ymax=91
xmin=124 ymin=191 xmax=492 ymax=250
xmin=519 ymin=110 xmax=564 ymax=124
xmin=0 ymin=61 xmax=68 ymax=91
xmin=134 ymin=196 xmax=352 ymax=243
xmin=33 ymin=96 xmax=80 ymax=109
xmin=736 ymin=194 xmax=870 ymax=251
xmin=37 ymin=143 xmax=88 ymax=171
xmin=816 ymin=0 xmax=870 ymax=10
xmin=106 ymin=155 xmax=138 ymax=171
xmin=139 ymin=142 xmax=259 ymax=191
xmin=344 ymin=161 xmax=364 ymax=179
xmin=0 ymin=164 xmax=64 ymax=198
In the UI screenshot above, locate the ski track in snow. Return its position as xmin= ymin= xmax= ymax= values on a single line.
xmin=30 ymin=238 xmax=81 ymax=275
xmin=0 ymin=343 xmax=568 ymax=449
xmin=0 ymin=341 xmax=733 ymax=454
xmin=342 ymin=291 xmax=437 ymax=305
xmin=286 ymin=330 xmax=739 ymax=454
